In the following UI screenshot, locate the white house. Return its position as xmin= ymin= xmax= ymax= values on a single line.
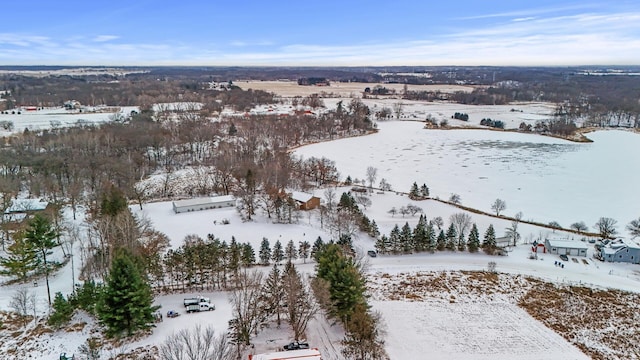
xmin=545 ymin=238 xmax=589 ymax=257
xmin=172 ymin=195 xmax=235 ymax=214
xmin=599 ymin=239 xmax=640 ymax=264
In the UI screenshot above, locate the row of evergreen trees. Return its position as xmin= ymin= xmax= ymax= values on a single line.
xmin=375 ymin=215 xmax=499 ymax=255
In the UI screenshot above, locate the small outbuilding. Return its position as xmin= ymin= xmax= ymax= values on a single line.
xmin=289 ymin=191 xmax=320 ymax=210
xmin=545 ymin=238 xmax=589 ymax=257
xmin=172 ymin=195 xmax=235 ymax=214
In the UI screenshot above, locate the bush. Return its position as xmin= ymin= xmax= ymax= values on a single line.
xmin=48 ymin=292 xmax=74 ymax=329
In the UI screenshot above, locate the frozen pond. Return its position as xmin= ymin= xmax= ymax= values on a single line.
xmin=294 ymin=121 xmax=640 ymax=233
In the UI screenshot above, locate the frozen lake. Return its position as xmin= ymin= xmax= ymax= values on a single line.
xmin=294 ymin=121 xmax=640 ymax=233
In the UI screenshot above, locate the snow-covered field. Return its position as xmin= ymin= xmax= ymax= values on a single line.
xmin=294 ymin=120 xmax=640 ymax=230
xmin=0 ymin=106 xmax=139 ymax=135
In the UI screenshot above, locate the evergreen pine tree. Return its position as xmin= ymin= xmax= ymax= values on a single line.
xmin=227 ymin=236 xmax=241 ymax=273
xmin=241 ymin=243 xmax=255 ymax=266
xmin=337 ymin=234 xmax=354 ymax=255
xmin=482 ymin=224 xmax=497 ymax=255
xmin=457 ymin=233 xmax=467 ymax=252
xmin=425 ymin=221 xmax=436 ymax=253
xmin=97 ymin=250 xmax=158 ymax=337
xmin=25 ymin=213 xmax=58 ymax=306
xmin=436 ymin=230 xmax=446 ymax=251
xmin=272 ymin=240 xmax=284 ymax=264
xmin=401 ymin=222 xmax=413 ymax=253
xmin=409 ymin=182 xmax=420 ymax=199
xmin=316 ymin=244 xmax=366 ymax=322
xmin=445 ymin=223 xmax=457 ymax=251
xmin=48 ymin=292 xmax=74 ymax=329
xmin=389 ymin=225 xmax=401 ymax=254
xmin=0 ymin=231 xmax=38 ymax=281
xmin=311 ymin=236 xmax=325 ymax=262
xmin=413 ymin=215 xmax=427 ymax=252
xmin=298 ymin=241 xmax=311 ymax=263
xmin=285 ymin=240 xmax=298 ymax=262
xmin=262 ymin=264 xmax=284 ymax=326
xmin=369 ymin=220 xmax=380 ymax=238
xmin=420 ymin=183 xmax=430 ymax=197
xmin=259 ymin=237 xmax=271 ymax=265
xmin=374 ymin=235 xmax=388 ymax=254
xmin=467 ymin=223 xmax=480 ymax=253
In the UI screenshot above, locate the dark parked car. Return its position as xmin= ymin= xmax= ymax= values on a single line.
xmin=367 ymin=250 xmax=377 ymax=257
xmin=559 ymin=254 xmax=569 ymax=261
xmin=283 ymin=341 xmax=310 ymax=351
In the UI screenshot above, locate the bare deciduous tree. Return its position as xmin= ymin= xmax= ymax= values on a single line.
xmin=10 ymin=288 xmax=35 ymax=327
xmin=450 ymin=213 xmax=472 ymax=240
xmin=570 ymin=221 xmax=589 ymax=232
xmin=491 ymin=199 xmax=507 ymax=216
xmin=595 ymin=217 xmax=618 ymax=239
xmin=365 ymin=166 xmax=378 ymax=192
xmin=228 ymin=270 xmax=267 ymax=347
xmin=159 ymin=325 xmax=233 ymax=360
xmin=282 ymin=263 xmax=318 ymax=341
xmin=626 ymin=218 xmax=640 ymax=239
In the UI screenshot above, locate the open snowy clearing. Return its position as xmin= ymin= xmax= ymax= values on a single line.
xmin=294 ymin=120 xmax=640 ymax=229
xmin=240 ymin=80 xmax=475 ymax=97
xmin=373 ymin=300 xmax=589 ymax=360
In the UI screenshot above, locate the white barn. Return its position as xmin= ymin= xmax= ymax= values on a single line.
xmin=172 ymin=195 xmax=235 ymax=214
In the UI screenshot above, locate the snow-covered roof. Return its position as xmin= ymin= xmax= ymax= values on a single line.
xmin=250 ymin=349 xmax=321 ymax=360
xmin=602 ymin=239 xmax=640 ymax=254
xmin=172 ymin=195 xmax=235 ymax=208
xmin=289 ymin=191 xmax=316 ymax=203
xmin=545 ymin=239 xmax=589 ymax=250
xmin=5 ymin=198 xmax=49 ymax=213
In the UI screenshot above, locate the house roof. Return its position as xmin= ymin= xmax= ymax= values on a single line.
xmin=5 ymin=198 xmax=49 ymax=213
xmin=250 ymin=349 xmax=321 ymax=360
xmin=602 ymin=239 xmax=640 ymax=254
xmin=172 ymin=195 xmax=235 ymax=208
xmin=545 ymin=239 xmax=589 ymax=250
xmin=290 ymin=191 xmax=316 ymax=203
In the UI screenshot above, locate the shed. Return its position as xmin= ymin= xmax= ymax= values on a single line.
xmin=172 ymin=195 xmax=235 ymax=214
xmin=289 ymin=191 xmax=320 ymax=210
xmin=248 ymin=348 xmax=321 ymax=360
xmin=5 ymin=198 xmax=49 ymax=213
xmin=545 ymin=238 xmax=589 ymax=257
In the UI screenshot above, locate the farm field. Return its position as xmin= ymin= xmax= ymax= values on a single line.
xmin=239 ymin=80 xmax=475 ymax=97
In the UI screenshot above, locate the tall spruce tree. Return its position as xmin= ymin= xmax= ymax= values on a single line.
xmin=426 ymin=221 xmax=437 ymax=253
xmin=413 ymin=215 xmax=427 ymax=252
xmin=315 ymin=244 xmax=366 ymax=322
xmin=272 ymin=240 xmax=284 ymax=264
xmin=259 ymin=237 xmax=271 ymax=265
xmin=262 ymin=264 xmax=284 ymax=326
xmin=375 ymin=235 xmax=389 ymax=254
xmin=241 ymin=243 xmax=255 ymax=266
xmin=409 ymin=182 xmax=420 ymax=199
xmin=25 ymin=213 xmax=59 ymax=305
xmin=445 ymin=223 xmax=457 ymax=251
xmin=482 ymin=224 xmax=497 ymax=255
xmin=420 ymin=183 xmax=430 ymax=197
xmin=311 ymin=236 xmax=325 ymax=262
xmin=97 ymin=250 xmax=158 ymax=338
xmin=400 ymin=222 xmax=413 ymax=253
xmin=436 ymin=230 xmax=446 ymax=251
xmin=467 ymin=223 xmax=480 ymax=253
xmin=298 ymin=241 xmax=311 ymax=263
xmin=389 ymin=225 xmax=401 ymax=254
xmin=285 ymin=240 xmax=298 ymax=262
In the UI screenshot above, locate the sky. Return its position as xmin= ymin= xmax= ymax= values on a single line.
xmin=0 ymin=1 xmax=638 ymax=66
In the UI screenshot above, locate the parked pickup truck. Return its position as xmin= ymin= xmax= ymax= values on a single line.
xmin=184 ymin=296 xmax=210 ymax=307
xmin=186 ymin=302 xmax=215 ymax=313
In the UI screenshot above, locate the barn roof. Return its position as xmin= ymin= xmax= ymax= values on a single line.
xmin=546 ymin=238 xmax=589 ymax=250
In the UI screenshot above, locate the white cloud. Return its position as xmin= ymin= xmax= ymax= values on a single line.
xmin=93 ymin=35 xmax=119 ymax=42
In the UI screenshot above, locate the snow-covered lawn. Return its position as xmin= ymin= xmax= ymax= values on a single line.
xmin=294 ymin=120 xmax=640 ymax=229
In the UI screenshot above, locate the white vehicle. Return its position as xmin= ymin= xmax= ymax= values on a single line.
xmin=183 ymin=296 xmax=210 ymax=307
xmin=186 ymin=302 xmax=215 ymax=313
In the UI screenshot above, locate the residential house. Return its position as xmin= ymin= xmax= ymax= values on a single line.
xmin=289 ymin=191 xmax=320 ymax=210
xmin=599 ymin=239 xmax=640 ymax=264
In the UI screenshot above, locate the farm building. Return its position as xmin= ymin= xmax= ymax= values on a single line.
xmin=599 ymin=239 xmax=640 ymax=264
xmin=248 ymin=348 xmax=321 ymax=360
xmin=544 ymin=238 xmax=589 ymax=257
xmin=289 ymin=191 xmax=320 ymax=210
xmin=172 ymin=195 xmax=235 ymax=214
xmin=3 ymin=198 xmax=51 ymax=223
